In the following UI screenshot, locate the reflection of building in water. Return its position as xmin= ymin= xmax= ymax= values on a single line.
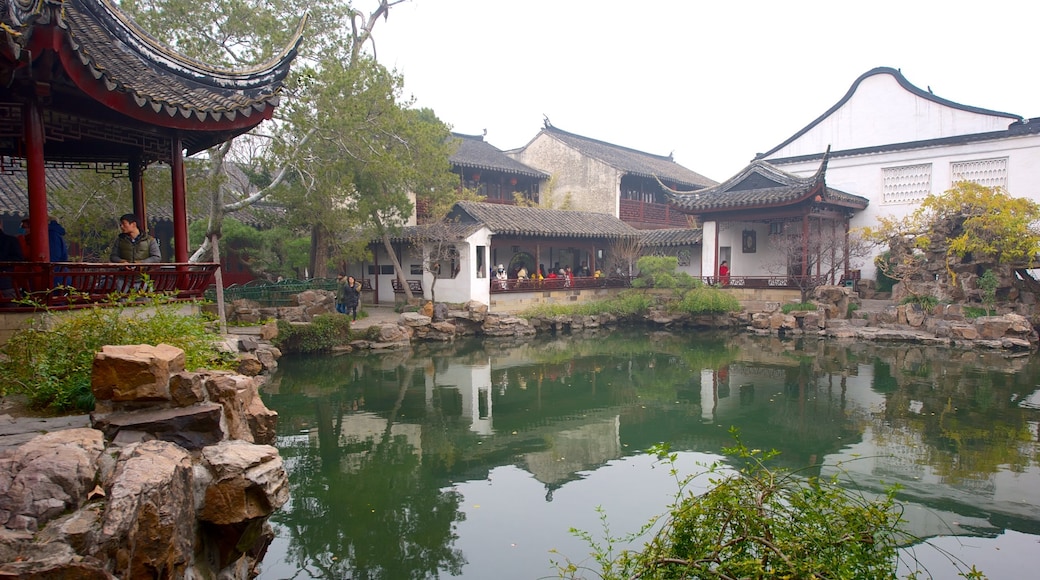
xmin=819 ymin=364 xmax=1040 ymax=536
xmin=313 ymin=412 xmax=423 ymax=474
xmin=521 ymin=416 xmax=622 ymax=499
xmin=426 ymin=359 xmax=494 ymax=435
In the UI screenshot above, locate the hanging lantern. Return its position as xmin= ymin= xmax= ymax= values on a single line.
xmin=471 ymin=172 xmax=481 ymax=181
xmin=509 ymin=177 xmax=518 ymax=186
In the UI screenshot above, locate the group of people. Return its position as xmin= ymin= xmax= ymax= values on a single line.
xmin=493 ymin=262 xmax=607 ymax=290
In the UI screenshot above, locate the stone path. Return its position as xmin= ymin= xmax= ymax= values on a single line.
xmin=0 ymin=412 xmax=90 ymax=454
xmin=351 ymin=304 xmax=401 ymax=331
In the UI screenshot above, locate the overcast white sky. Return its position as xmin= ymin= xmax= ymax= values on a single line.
xmin=370 ymin=0 xmax=1039 ymax=182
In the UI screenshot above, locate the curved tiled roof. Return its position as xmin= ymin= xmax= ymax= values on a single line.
xmin=757 ymin=67 xmax=1022 ymax=161
xmin=451 ymin=133 xmax=548 ymax=179
xmin=641 ymin=228 xmax=702 ymax=247
xmin=666 ymin=156 xmax=868 ymax=213
xmin=60 ymin=0 xmax=304 ymax=122
xmin=450 ymin=201 xmax=640 ymax=239
xmin=539 ymin=125 xmax=716 ymax=189
xmin=0 ymin=0 xmax=303 ymax=158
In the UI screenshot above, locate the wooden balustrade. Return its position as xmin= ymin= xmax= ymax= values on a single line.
xmin=0 ymin=262 xmax=219 ymax=309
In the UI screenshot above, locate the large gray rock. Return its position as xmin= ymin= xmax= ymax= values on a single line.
xmin=205 ymin=374 xmax=278 ymax=445
xmin=0 ymin=428 xmax=104 ymax=531
xmin=98 ymin=440 xmax=195 ymax=580
xmin=93 ymin=404 xmax=226 ymax=451
xmin=199 ymin=441 xmax=288 ymax=525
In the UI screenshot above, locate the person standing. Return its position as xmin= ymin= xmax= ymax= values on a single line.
xmin=719 ymin=260 xmax=730 ymax=286
xmin=110 ymin=214 xmax=160 ymax=263
xmin=342 ymin=275 xmax=362 ymax=320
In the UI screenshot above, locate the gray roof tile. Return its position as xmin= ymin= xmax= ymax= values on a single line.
xmin=666 ymin=157 xmax=868 ymax=212
xmin=450 ymin=201 xmax=640 ymax=239
xmin=450 ymin=133 xmax=548 ymax=178
xmin=641 ymin=228 xmax=702 ymax=247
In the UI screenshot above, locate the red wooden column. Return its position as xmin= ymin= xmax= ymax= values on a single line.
xmin=171 ymin=135 xmax=188 ymax=263
xmin=22 ymin=97 xmax=49 ymax=263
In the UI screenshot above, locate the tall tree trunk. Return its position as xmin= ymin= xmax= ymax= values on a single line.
xmin=373 ymin=214 xmax=413 ymax=301
xmin=310 ymin=224 xmax=331 ymax=279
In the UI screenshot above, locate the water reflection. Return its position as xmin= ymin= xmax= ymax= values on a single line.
xmin=259 ymin=330 xmax=1040 ymax=579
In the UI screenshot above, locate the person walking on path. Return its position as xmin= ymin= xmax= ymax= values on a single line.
xmin=338 ymin=275 xmax=362 ymax=320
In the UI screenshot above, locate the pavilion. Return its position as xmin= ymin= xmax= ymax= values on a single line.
xmin=0 ymin=0 xmax=302 ymax=306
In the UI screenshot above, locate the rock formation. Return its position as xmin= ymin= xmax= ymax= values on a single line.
xmin=0 ymin=343 xmax=286 ymax=579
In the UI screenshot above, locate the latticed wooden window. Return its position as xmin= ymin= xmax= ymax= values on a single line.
xmin=882 ymin=163 xmax=932 ymax=204
xmin=951 ymin=157 xmax=1007 ymax=190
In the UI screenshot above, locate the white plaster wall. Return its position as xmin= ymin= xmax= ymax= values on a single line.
xmin=767 ymin=72 xmax=1016 ymax=159
xmin=512 ymin=133 xmax=621 ymax=216
xmin=421 ymin=228 xmax=492 ymax=305
xmin=720 ymin=222 xmax=775 ymax=278
xmin=700 ymin=221 xmax=718 ymax=278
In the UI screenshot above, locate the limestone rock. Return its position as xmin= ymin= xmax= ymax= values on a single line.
xmin=199 ymin=441 xmax=288 ymax=525
xmin=205 ymin=374 xmax=277 ymax=444
xmin=91 ymin=344 xmax=186 ymax=402
xmin=400 ymin=312 xmax=432 ymax=327
xmin=169 ymin=372 xmax=206 ymax=407
xmin=259 ymin=320 xmax=279 ymax=340
xmin=0 ymin=428 xmax=104 ymax=531
xmin=237 ymin=353 xmax=264 ymax=376
xmin=93 ymin=404 xmax=226 ymax=451
xmin=377 ymin=323 xmax=412 ymax=343
xmin=98 ymin=441 xmax=195 ymax=580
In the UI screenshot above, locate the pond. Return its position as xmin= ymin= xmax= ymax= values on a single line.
xmin=256 ymin=329 xmax=1040 ymax=579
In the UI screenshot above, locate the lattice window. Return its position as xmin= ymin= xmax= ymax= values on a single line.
xmin=882 ymin=163 xmax=932 ymax=204
xmin=951 ymin=157 xmax=1007 ymax=190
xmin=677 ymin=249 xmax=691 ymax=267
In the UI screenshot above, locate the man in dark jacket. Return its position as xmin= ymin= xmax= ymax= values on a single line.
xmin=110 ymin=213 xmax=160 ymax=263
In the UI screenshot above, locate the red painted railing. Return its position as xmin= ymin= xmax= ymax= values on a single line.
xmin=0 ymin=262 xmax=219 ymax=309
xmin=490 ymin=276 xmax=633 ymax=292
xmin=619 ymin=200 xmax=690 ymax=228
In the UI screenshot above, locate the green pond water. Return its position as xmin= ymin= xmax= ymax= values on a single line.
xmin=256 ymin=329 xmax=1040 ymax=579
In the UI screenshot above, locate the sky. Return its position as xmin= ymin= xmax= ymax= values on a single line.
xmin=368 ymin=0 xmax=1040 ymax=183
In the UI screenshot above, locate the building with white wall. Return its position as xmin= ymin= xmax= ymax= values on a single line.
xmin=758 ymin=67 xmax=1040 ymax=280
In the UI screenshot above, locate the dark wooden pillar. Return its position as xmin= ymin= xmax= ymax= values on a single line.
xmin=801 ymin=214 xmax=809 ymax=278
xmin=130 ymin=157 xmax=147 ymax=234
xmin=23 ymin=97 xmax=49 ymax=263
xmin=171 ymin=135 xmax=188 ymax=263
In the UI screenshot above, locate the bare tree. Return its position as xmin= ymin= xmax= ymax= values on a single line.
xmin=607 ymin=236 xmax=644 ymax=278
xmin=763 ymin=221 xmax=871 ymax=303
xmin=407 ymin=220 xmax=464 ymax=307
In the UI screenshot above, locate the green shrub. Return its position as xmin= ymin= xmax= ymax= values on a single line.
xmin=273 ymin=314 xmax=353 ymax=353
xmin=874 ymin=252 xmax=897 ymax=293
xmin=554 ymin=431 xmax=983 ymax=580
xmin=634 ymin=256 xmax=693 ymax=289
xmin=674 ymin=286 xmax=740 ymax=315
xmin=521 ymin=291 xmax=657 ymax=319
xmin=978 ymin=270 xmax=998 ymax=314
xmin=0 ymin=297 xmax=232 ymax=412
xmin=781 ymin=302 xmax=817 ymax=314
xmin=847 ymin=302 xmax=861 ymax=318
xmin=900 ymin=294 xmax=939 ymax=311
xmin=963 ymin=306 xmax=989 ymax=319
